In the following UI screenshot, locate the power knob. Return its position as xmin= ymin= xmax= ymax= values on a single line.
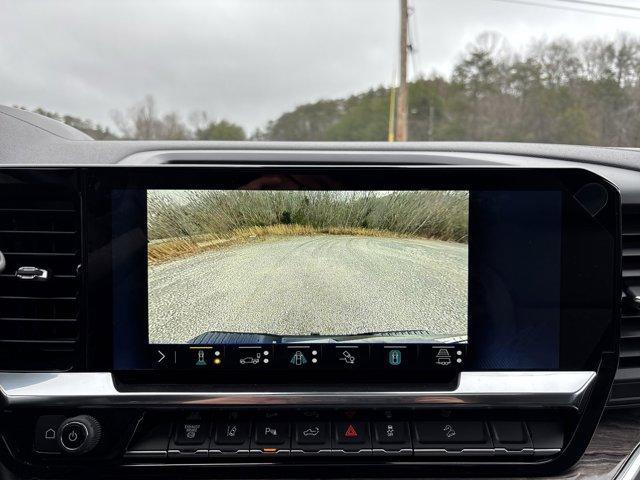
xmin=57 ymin=415 xmax=102 ymax=454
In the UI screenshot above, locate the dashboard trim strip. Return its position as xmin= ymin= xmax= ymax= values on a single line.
xmin=613 ymin=440 xmax=640 ymax=480
xmin=0 ymin=371 xmax=595 ymax=407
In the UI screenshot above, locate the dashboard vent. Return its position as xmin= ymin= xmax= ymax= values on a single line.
xmin=0 ymin=186 xmax=82 ymax=370
xmin=612 ymin=204 xmax=640 ymax=405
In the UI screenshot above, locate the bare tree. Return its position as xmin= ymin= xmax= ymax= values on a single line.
xmin=111 ymin=95 xmax=189 ymax=140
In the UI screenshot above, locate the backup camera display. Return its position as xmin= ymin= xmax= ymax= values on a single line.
xmin=146 ymin=190 xmax=469 ymax=345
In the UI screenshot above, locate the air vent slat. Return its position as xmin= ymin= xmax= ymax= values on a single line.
xmin=621 ymin=316 xmax=640 ymax=339
xmin=620 ymin=339 xmax=640 ymax=358
xmin=0 ymin=230 xmax=77 ymax=235
xmin=0 ymin=210 xmax=76 ymax=232
xmin=0 ymin=184 xmax=81 ymax=371
xmin=623 ymin=214 xmax=640 ymax=234
xmin=3 ymin=252 xmax=77 ymax=257
xmin=0 ymin=317 xmax=77 ymax=322
xmin=0 ymin=208 xmax=75 ymax=213
xmin=616 ymin=366 xmax=640 ymax=381
xmin=623 ymin=269 xmax=640 ymax=279
xmin=612 ymin=206 xmax=640 ymax=405
xmin=0 ymin=296 xmax=77 ymax=301
xmin=0 ymin=273 xmax=76 ymax=279
xmin=0 ymin=339 xmax=77 ymax=345
xmin=1 ymin=253 xmax=79 ymax=276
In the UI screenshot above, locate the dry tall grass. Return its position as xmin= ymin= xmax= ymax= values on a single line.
xmin=148 ymin=224 xmax=430 ymax=264
xmin=149 ymin=190 xmax=468 ymax=239
xmin=147 ymin=190 xmax=468 ymax=264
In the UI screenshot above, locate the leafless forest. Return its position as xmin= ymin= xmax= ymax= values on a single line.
xmin=25 ymin=33 xmax=640 ymax=147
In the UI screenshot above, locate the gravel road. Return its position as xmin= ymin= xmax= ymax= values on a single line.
xmin=148 ymin=235 xmax=468 ymax=344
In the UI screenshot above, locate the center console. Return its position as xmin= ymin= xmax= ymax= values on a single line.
xmin=0 ymin=164 xmax=620 ymax=477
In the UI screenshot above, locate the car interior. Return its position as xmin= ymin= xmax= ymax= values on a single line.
xmin=0 ymin=106 xmax=638 ymax=479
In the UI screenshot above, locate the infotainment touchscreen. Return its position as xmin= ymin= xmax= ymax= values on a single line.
xmin=146 ymin=190 xmax=469 ymax=347
xmin=95 ymin=167 xmax=617 ymax=379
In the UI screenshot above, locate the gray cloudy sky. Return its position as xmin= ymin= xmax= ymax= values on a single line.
xmin=1 ymin=0 xmax=638 ymax=133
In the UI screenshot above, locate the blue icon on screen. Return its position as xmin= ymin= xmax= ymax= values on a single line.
xmin=388 ymin=349 xmax=402 ymax=366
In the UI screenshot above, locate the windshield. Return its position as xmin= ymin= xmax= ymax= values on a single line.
xmin=2 ymin=0 xmax=639 ymax=145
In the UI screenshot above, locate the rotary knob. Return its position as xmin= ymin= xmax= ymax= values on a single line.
xmin=57 ymin=415 xmax=102 ymax=454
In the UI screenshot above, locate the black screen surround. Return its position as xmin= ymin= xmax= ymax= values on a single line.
xmin=78 ymin=165 xmax=619 ymax=383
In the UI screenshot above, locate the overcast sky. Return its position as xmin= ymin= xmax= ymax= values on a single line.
xmin=1 ymin=0 xmax=639 ymax=133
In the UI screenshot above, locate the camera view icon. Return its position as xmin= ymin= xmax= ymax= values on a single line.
xmin=238 ymin=348 xmax=271 ymax=365
xmin=195 ymin=350 xmax=206 ymax=366
xmin=239 ymin=353 xmax=261 ymax=365
xmin=189 ymin=346 xmax=214 ymax=367
xmin=288 ymin=348 xmax=319 ymax=367
xmin=339 ymin=350 xmax=356 ymax=365
xmin=388 ymin=349 xmax=402 ymax=366
xmin=435 ymin=348 xmax=452 ymax=366
xmin=290 ymin=350 xmax=307 ymax=366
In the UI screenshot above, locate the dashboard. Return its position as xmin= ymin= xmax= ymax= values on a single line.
xmin=0 ymin=106 xmax=639 ymax=480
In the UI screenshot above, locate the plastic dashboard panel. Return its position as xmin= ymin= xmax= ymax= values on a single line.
xmin=0 ymin=163 xmax=620 ymax=480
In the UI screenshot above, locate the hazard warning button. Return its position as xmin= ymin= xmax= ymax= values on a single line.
xmin=334 ymin=421 xmax=369 ymax=445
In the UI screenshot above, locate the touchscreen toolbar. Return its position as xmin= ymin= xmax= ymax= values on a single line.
xmin=146 ymin=344 xmax=467 ymax=372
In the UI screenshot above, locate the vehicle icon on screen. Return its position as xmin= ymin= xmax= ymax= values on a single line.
xmin=239 ymin=353 xmax=261 ymax=365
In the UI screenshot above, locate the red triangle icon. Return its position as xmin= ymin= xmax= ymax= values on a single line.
xmin=344 ymin=424 xmax=358 ymax=438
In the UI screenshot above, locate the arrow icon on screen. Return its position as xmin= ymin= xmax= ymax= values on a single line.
xmin=157 ymin=350 xmax=166 ymax=364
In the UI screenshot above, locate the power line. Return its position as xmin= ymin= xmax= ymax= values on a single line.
xmin=553 ymin=0 xmax=640 ymax=13
xmin=489 ymin=0 xmax=640 ymax=19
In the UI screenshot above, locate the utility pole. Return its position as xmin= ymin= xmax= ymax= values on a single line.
xmin=387 ymin=69 xmax=397 ymax=142
xmin=395 ymin=0 xmax=409 ymax=142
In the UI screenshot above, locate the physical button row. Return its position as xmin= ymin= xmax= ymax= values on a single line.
xmin=126 ymin=419 xmax=563 ymax=458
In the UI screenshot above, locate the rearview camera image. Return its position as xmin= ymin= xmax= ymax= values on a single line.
xmin=147 ymin=190 xmax=469 ymax=345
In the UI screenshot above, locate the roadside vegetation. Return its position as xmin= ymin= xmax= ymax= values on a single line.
xmin=23 ymin=33 xmax=640 ymax=147
xmin=148 ymin=190 xmax=468 ymax=264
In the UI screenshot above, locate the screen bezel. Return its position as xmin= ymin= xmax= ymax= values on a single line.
xmin=83 ymin=165 xmax=620 ymax=384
